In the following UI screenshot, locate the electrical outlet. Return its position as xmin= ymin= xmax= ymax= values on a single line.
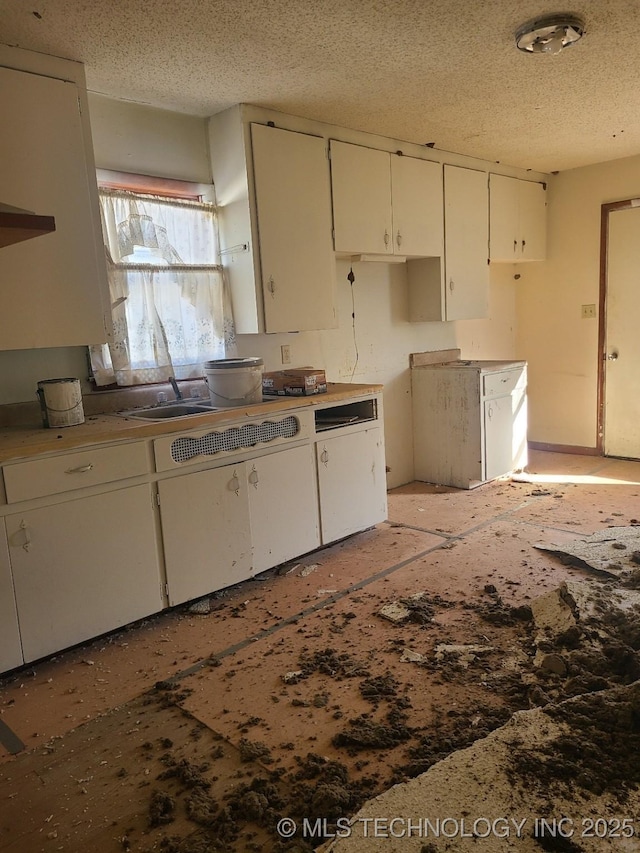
xmin=281 ymin=344 xmax=291 ymax=364
xmin=581 ymin=304 xmax=596 ymax=319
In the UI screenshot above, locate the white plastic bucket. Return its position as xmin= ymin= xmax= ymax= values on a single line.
xmin=204 ymin=358 xmax=264 ymax=407
xmin=37 ymin=378 xmax=85 ymax=428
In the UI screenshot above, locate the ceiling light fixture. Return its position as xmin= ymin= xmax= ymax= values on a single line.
xmin=516 ymin=13 xmax=585 ymax=55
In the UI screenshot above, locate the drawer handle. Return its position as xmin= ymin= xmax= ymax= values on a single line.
xmin=248 ymin=466 xmax=259 ymax=488
xmin=65 ymin=464 xmax=94 ymax=474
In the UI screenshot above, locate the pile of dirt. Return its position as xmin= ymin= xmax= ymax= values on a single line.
xmin=394 ymin=702 xmax=515 ymax=780
xmin=512 ymin=681 xmax=640 ymax=805
xmin=332 ymin=709 xmax=413 ymax=753
xmin=298 ymin=647 xmax=370 ymax=679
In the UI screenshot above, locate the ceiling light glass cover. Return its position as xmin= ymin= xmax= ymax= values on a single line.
xmin=516 ymin=14 xmax=585 ymax=55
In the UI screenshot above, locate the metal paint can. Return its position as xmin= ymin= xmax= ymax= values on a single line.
xmin=36 ymin=378 xmax=85 ymax=428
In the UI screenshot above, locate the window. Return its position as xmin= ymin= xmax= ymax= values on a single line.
xmin=89 ymin=178 xmax=235 ymax=387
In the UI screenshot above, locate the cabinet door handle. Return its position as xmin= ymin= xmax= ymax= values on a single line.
xmin=248 ymin=466 xmax=259 ymax=488
xmin=65 ymin=463 xmax=93 ymax=474
xmin=267 ymin=276 xmax=275 ymax=296
xmin=521 ymin=239 xmax=526 ymax=251
xmin=17 ymin=520 xmax=31 ymax=552
xmin=449 ymin=278 xmax=454 ymax=292
xmin=229 ymin=472 xmax=240 ymax=495
xmin=383 ymin=230 xmax=390 ymax=248
xmin=396 ymin=230 xmax=402 ymax=248
xmin=320 ymin=448 xmax=329 ymax=465
xmin=487 ymin=406 xmax=493 ymax=419
xmin=513 ymin=239 xmax=518 ymax=253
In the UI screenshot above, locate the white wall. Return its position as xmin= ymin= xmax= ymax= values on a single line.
xmin=89 ymin=94 xmax=211 ymax=183
xmin=516 ymin=154 xmax=640 ymax=449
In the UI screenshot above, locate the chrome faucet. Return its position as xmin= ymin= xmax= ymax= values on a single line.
xmin=169 ymin=376 xmax=183 ymax=400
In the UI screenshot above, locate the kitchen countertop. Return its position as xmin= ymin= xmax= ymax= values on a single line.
xmin=0 ymin=382 xmax=383 ymax=464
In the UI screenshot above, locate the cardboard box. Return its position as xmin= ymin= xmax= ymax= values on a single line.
xmin=262 ymin=368 xmax=327 ymax=396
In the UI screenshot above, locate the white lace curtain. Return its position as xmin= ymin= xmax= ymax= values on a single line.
xmin=90 ymin=189 xmax=236 ymax=387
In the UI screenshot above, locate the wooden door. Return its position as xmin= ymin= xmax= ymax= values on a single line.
xmin=603 ymin=205 xmax=640 ymax=458
xmin=7 ymin=486 xmax=163 ymax=663
xmin=159 ymin=463 xmax=252 ymax=605
xmin=443 ymin=165 xmax=489 ymax=320
xmin=248 ymin=445 xmax=320 ymax=574
xmin=390 ymin=156 xmax=443 ymax=257
xmin=251 ymin=123 xmax=337 ymax=332
xmin=330 ymin=141 xmax=393 ymax=255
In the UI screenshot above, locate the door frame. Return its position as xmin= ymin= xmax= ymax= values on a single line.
xmin=597 ymin=198 xmax=640 ymax=455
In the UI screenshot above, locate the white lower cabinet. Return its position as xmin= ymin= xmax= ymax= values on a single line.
xmin=0 ymin=394 xmax=386 ymax=673
xmin=5 ymin=485 xmax=163 ymax=663
xmin=159 ymin=463 xmax=253 ymax=607
xmin=248 ymin=445 xmax=320 ymax=574
xmin=316 ymin=427 xmax=387 ymax=544
xmin=159 ymin=445 xmax=321 ymax=605
xmin=412 ymin=361 xmax=527 ymax=489
xmin=0 ymin=523 xmax=23 ymax=672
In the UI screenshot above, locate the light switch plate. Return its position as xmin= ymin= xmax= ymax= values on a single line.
xmin=281 ymin=344 xmax=291 ymax=364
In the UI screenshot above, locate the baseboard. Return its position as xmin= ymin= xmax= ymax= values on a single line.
xmin=528 ymin=441 xmax=600 ymax=456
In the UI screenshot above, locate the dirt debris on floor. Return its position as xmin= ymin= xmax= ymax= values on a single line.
xmin=4 ymin=473 xmax=640 ymax=852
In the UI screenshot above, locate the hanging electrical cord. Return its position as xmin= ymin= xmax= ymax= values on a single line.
xmin=347 ymin=266 xmax=359 ymax=381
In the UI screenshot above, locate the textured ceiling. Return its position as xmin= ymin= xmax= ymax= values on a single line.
xmin=2 ymin=0 xmax=640 ymax=172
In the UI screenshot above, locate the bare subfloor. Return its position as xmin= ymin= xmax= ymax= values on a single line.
xmin=1 ymin=450 xmax=639 ymax=852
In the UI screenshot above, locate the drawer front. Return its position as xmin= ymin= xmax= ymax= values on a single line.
xmin=3 ymin=442 xmax=149 ymax=503
xmin=482 ymin=368 xmax=524 ymax=399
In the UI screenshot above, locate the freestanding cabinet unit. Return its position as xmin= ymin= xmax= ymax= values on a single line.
xmin=412 ymin=360 xmax=527 ymax=489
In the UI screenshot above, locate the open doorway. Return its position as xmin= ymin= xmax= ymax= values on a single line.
xmin=599 ymin=199 xmax=640 ymax=459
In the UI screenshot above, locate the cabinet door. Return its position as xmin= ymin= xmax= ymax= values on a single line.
xmin=248 ymin=445 xmax=320 ymax=574
xmin=251 ymin=124 xmax=337 ymax=332
xmin=0 ymin=522 xmax=23 ymax=672
xmin=519 ymin=180 xmax=546 ymax=261
xmin=444 ymin=165 xmax=489 ymax=321
xmin=316 ymin=427 xmax=387 ymax=544
xmin=6 ymin=486 xmax=163 ymax=663
xmin=159 ymin=463 xmax=252 ymax=606
xmin=483 ymin=396 xmax=516 ymax=481
xmin=0 ymin=66 xmax=108 ymax=350
xmin=489 ymin=174 xmax=520 ymax=262
xmin=330 ymin=141 xmax=393 ymax=255
xmin=391 ymin=156 xmax=443 ymax=257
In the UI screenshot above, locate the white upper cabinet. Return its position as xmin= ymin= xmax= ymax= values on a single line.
xmin=331 ymin=142 xmax=392 ymax=255
xmin=330 ymin=140 xmax=443 ymax=258
xmin=445 ymin=165 xmax=490 ymax=320
xmin=208 ymin=107 xmax=337 ymax=334
xmin=390 ymin=155 xmax=443 ymax=257
xmin=0 ymin=65 xmax=110 ymax=350
xmin=489 ymin=174 xmax=546 ymax=262
xmin=408 ymin=164 xmax=489 ymax=322
xmin=251 ymin=123 xmax=337 ymax=332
